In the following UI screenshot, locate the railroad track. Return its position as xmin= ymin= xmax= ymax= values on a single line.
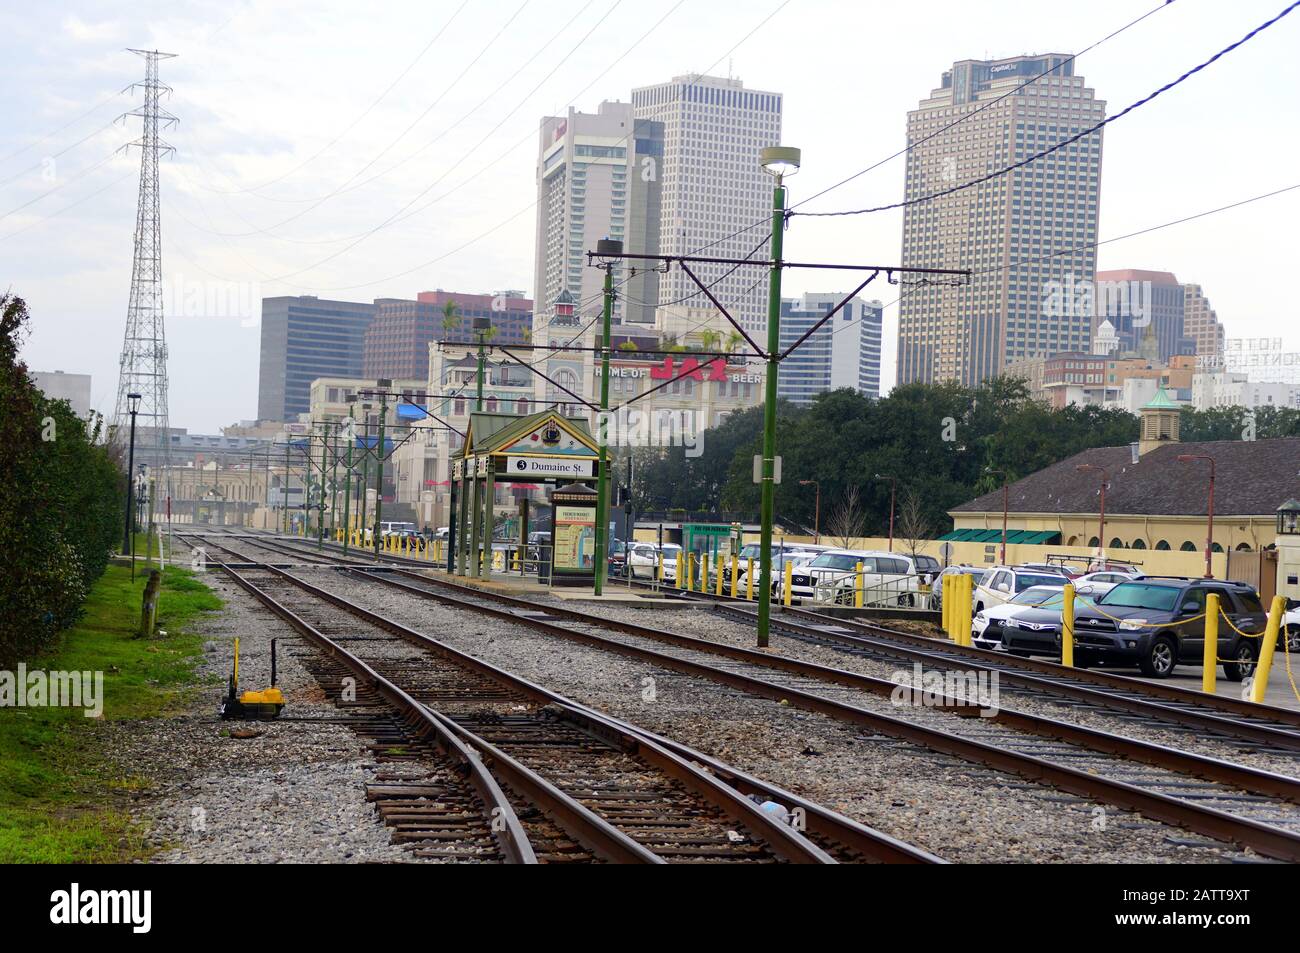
xmin=193 ymin=541 xmax=929 ymax=863
xmin=186 ymin=532 xmax=1300 ymax=860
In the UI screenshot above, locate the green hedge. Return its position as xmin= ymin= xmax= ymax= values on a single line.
xmin=0 ymin=294 xmax=124 ymax=666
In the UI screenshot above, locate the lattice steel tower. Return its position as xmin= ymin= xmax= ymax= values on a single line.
xmin=113 ymin=49 xmax=178 ymax=474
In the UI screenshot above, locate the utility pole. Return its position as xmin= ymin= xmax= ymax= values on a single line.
xmin=330 ymin=422 xmax=340 ymax=539
xmin=594 ymin=241 xmax=619 ymax=597
xmin=123 ymin=393 xmax=141 ymax=556
xmin=342 ymin=401 xmax=357 ymax=557
xmin=584 ymin=147 xmax=966 ymax=648
xmin=283 ymin=440 xmax=291 ymax=535
xmin=373 ymin=381 xmax=391 ymax=559
xmin=474 ymin=320 xmax=489 ymax=411
xmin=317 ymin=421 xmax=329 ymax=550
xmin=756 ymin=149 xmax=797 ymax=648
xmin=113 ymin=50 xmax=178 ymax=534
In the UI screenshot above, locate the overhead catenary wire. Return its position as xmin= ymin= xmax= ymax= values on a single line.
xmin=163 ymin=0 xmax=785 ymax=291
xmin=203 ymin=0 xmax=472 ymax=197
xmin=796 ymin=0 xmax=1300 ymax=219
xmin=789 ymin=0 xmax=1180 ymax=215
xmin=823 ymin=179 xmax=1300 ymax=346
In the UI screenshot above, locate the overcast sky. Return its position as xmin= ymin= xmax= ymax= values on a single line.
xmin=3 ymin=0 xmax=1297 ymax=432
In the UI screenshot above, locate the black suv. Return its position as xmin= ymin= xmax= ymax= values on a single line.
xmin=1064 ymin=578 xmax=1267 ymax=679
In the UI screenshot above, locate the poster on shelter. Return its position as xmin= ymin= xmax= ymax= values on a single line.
xmin=553 ymin=505 xmax=595 ymax=571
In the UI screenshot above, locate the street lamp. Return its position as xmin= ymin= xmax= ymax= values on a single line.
xmin=472 ymin=316 xmax=492 ymax=412
xmin=755 ymin=145 xmax=800 ymax=648
xmin=985 ymin=468 xmax=1009 ymax=565
xmin=122 ymin=392 xmax=142 ymax=557
xmin=1177 ymin=453 xmax=1216 ymax=578
xmin=874 ymin=473 xmax=897 ymax=552
xmin=1076 ymin=464 xmax=1109 ymax=568
xmin=799 ymin=479 xmax=820 ymax=544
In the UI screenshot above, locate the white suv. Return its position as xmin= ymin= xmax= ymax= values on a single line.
xmin=972 ymin=566 xmax=1073 ymax=614
xmin=786 ymin=550 xmax=869 ymax=602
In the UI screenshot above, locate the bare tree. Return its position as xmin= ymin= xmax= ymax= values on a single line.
xmin=827 ymin=485 xmax=867 ymax=548
xmin=897 ymin=489 xmax=932 ymax=563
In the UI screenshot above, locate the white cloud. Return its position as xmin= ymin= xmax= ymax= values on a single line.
xmin=62 ymin=15 xmax=122 ymax=43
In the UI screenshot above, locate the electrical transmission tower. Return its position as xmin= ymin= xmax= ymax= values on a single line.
xmin=113 ymin=49 xmax=178 ymax=489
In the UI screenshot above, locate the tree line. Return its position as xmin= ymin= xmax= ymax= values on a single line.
xmin=626 ymin=377 xmax=1292 ymax=540
xmin=1 ymin=294 xmax=124 ymax=665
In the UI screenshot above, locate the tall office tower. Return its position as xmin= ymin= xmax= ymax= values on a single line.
xmin=362 ymin=291 xmax=532 ymax=381
xmin=897 ymin=55 xmax=1105 ymax=386
xmin=632 ymin=75 xmax=782 ymax=334
xmin=777 ymin=294 xmax=884 ymax=405
xmin=1182 ymin=282 xmax=1226 ymax=370
xmin=534 ymin=101 xmax=663 ymax=326
xmin=1093 ymin=269 xmax=1193 ymax=361
xmin=257 ymin=296 xmax=375 ymax=422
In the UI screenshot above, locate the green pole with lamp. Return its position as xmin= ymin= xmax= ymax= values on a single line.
xmin=755 ymin=145 xmax=800 ymax=648
xmin=373 ymin=381 xmax=391 ymax=559
xmin=593 ymin=239 xmax=620 ymax=596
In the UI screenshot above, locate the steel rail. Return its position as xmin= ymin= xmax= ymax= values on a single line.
xmin=216 ymin=561 xmax=538 ymax=864
xmin=631 ymin=575 xmax=1300 ymax=730
xmin=218 ymin=558 xmax=840 ymax=864
xmin=332 ymin=565 xmax=1300 ymax=861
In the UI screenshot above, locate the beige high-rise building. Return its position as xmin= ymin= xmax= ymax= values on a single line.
xmin=1182 ymin=282 xmax=1226 ymax=370
xmin=898 ymin=55 xmax=1105 ymax=386
xmin=632 ymin=76 xmax=782 ymax=335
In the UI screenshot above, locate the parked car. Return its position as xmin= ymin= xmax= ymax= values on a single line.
xmin=1072 ymin=569 xmax=1144 ymax=599
xmin=379 ymin=520 xmax=419 ymax=539
xmin=607 ymin=539 xmax=629 ymax=577
xmin=785 ymin=549 xmax=869 ymax=603
xmin=1285 ymin=605 xmax=1300 ymax=654
xmin=929 ymin=565 xmax=986 ymax=611
xmin=972 ymin=566 xmax=1073 ymax=614
xmin=625 ymin=542 xmax=681 ymax=582
xmin=724 ymin=543 xmax=826 ymax=583
xmin=526 ymin=531 xmax=551 ymax=562
xmin=971 ymin=584 xmax=1066 ymax=650
xmin=750 ymin=550 xmax=820 ymax=598
xmin=1067 ymin=578 xmax=1268 ymax=679
xmin=828 ymin=551 xmax=929 ymax=607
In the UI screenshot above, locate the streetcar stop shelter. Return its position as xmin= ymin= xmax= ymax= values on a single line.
xmin=449 ymin=409 xmax=602 ymax=582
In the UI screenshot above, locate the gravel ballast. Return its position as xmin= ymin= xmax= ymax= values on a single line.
xmin=298 ymin=569 xmax=1272 ymax=863
xmin=109 ymin=572 xmax=417 ymax=864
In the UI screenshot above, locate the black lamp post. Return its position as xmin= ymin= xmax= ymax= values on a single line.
xmin=122 ymin=392 xmax=142 ymax=555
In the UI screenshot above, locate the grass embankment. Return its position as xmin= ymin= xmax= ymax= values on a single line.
xmin=0 ymin=553 xmax=222 ymax=862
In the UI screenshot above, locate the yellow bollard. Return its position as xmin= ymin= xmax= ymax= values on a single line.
xmin=746 ymin=558 xmax=754 ymax=600
xmin=686 ymin=553 xmax=694 ymax=592
xmin=657 ymin=551 xmax=664 ymax=584
xmin=957 ymin=574 xmax=972 ymax=646
xmin=1250 ymin=595 xmax=1286 ymax=704
xmin=947 ymin=574 xmax=957 ymax=641
xmin=854 ymin=562 xmax=864 ymax=609
xmin=676 ymin=554 xmax=683 ymax=590
xmin=1061 ymin=583 xmax=1075 ymax=667
xmin=942 ymin=575 xmax=952 ymax=638
xmin=783 ymin=561 xmax=793 ymax=607
xmin=1203 ymin=593 xmax=1220 ymax=694
xmin=702 ymin=553 xmax=709 ymax=595
xmin=730 ymin=555 xmax=738 ymax=598
xmin=715 ymin=557 xmax=723 ymax=596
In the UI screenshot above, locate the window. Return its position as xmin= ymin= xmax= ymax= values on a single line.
xmin=1180 ymin=541 xmax=1196 ymax=551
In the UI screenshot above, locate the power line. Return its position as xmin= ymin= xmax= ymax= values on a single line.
xmin=0 ymin=89 xmax=121 ymax=164
xmin=789 ymin=0 xmax=1179 ymax=215
xmin=797 ymin=0 xmax=1300 ymax=218
xmin=163 ymin=0 xmax=787 ymax=293
xmin=205 ymin=1 xmax=472 ymax=196
xmin=825 ymin=180 xmax=1300 ymax=349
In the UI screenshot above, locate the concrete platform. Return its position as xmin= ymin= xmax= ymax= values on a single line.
xmin=399 ymin=566 xmax=697 ymax=606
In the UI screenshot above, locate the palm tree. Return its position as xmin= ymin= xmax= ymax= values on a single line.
xmin=725 ymin=330 xmax=746 ymax=354
xmin=441 ymin=300 xmax=460 ymax=338
xmin=698 ymin=329 xmax=722 ymax=354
